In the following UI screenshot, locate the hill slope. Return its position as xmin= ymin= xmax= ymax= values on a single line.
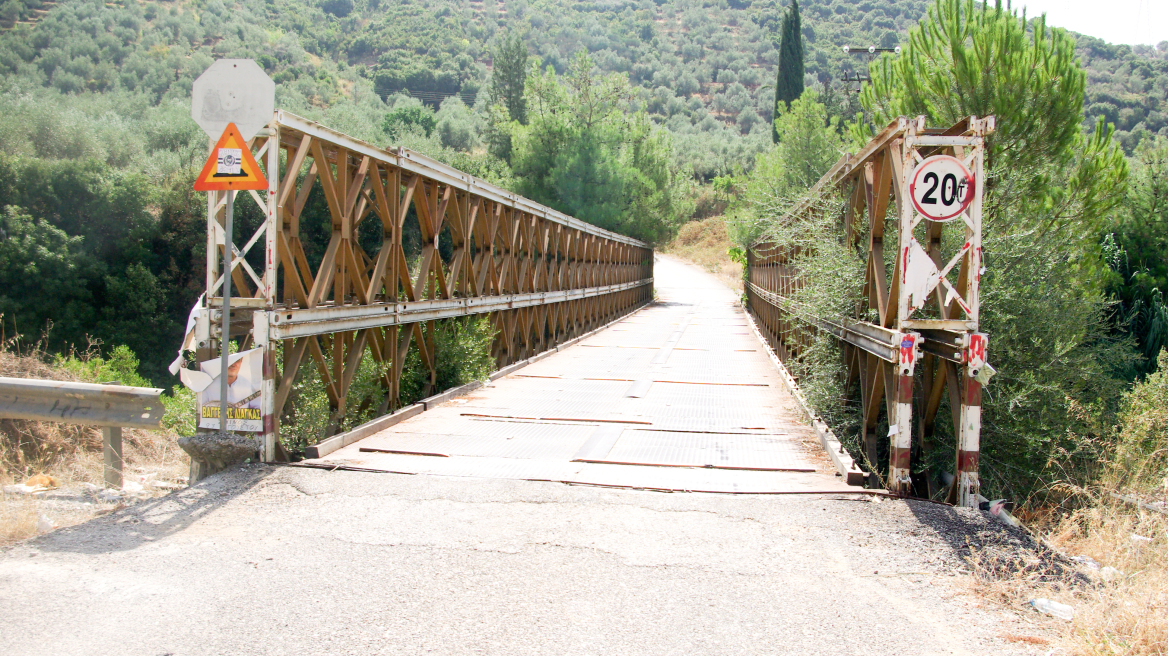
xmin=2 ymin=0 xmax=1163 ymax=170
xmin=0 ymin=0 xmax=1164 ymax=383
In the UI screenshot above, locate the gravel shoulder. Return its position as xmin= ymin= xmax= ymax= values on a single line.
xmin=0 ymin=464 xmax=1058 ymax=656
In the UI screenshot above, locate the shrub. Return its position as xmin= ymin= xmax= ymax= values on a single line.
xmin=1111 ymin=349 xmax=1168 ymax=495
xmin=381 ymin=97 xmax=437 ymax=141
xmin=434 ymin=96 xmax=479 ymax=152
xmin=278 ymin=316 xmax=496 ymax=455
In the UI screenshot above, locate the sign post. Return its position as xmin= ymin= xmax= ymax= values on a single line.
xmin=194 ymin=124 xmax=267 ymax=437
xmin=190 ymin=59 xmax=274 ymax=444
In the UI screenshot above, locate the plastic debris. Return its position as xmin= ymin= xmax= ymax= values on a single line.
xmin=1099 ymin=566 xmax=1122 ymax=582
xmin=36 ymin=514 xmax=55 ymax=534
xmin=1030 ymin=598 xmax=1074 ymax=621
xmin=986 ymin=498 xmax=1021 ymax=527
xmin=973 ymin=363 xmax=996 ymax=386
xmin=1132 ymin=533 xmax=1153 ymax=543
xmin=1071 ymin=555 xmax=1100 ymax=570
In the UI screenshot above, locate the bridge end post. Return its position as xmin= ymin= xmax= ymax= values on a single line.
xmin=956 ymin=333 xmax=986 ymax=507
xmin=889 ymin=332 xmax=922 ymax=495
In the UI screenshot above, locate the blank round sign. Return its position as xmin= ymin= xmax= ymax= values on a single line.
xmin=909 ymin=155 xmax=975 ymax=222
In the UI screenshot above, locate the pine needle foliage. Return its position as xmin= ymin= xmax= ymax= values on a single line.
xmin=741 ymin=0 xmax=1138 ymax=502
xmin=491 ymin=31 xmax=529 ymax=126
xmin=859 ymin=0 xmax=1084 ymax=173
xmin=853 ymin=0 xmax=1134 ymax=502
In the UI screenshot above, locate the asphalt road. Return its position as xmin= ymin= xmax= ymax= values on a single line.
xmin=0 ymin=257 xmax=1053 ymax=655
xmin=0 ymin=463 xmax=1054 ymax=656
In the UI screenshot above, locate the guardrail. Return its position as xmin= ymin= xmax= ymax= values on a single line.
xmin=0 ymin=377 xmax=164 ymax=488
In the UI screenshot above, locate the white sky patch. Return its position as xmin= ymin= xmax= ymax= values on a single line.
xmin=1013 ymin=0 xmax=1166 ymax=47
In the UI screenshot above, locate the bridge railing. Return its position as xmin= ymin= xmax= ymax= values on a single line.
xmin=746 ymin=115 xmax=994 ymax=506
xmin=189 ymin=111 xmax=653 ymax=461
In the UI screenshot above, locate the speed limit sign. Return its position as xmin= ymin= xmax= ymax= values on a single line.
xmin=910 ymin=155 xmax=975 ymax=221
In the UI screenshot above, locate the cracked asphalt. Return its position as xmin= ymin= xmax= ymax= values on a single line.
xmin=0 ymin=464 xmax=1051 ymax=655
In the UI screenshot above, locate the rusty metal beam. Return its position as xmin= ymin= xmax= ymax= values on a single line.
xmin=193 ymin=111 xmax=654 ymax=466
xmin=745 ymin=115 xmax=994 ymax=505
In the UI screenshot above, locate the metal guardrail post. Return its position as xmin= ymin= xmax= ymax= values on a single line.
xmin=103 ymin=426 xmax=123 ymax=489
xmin=101 ymin=380 xmax=124 ymax=489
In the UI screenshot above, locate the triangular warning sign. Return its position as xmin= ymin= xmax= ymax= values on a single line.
xmin=194 ymin=122 xmax=269 ymax=191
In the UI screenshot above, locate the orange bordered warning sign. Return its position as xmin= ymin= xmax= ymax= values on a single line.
xmin=193 ymin=122 xmax=268 ymax=191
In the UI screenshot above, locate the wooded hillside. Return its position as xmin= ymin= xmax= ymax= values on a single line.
xmin=2 ymin=0 xmax=1163 ymax=169
xmin=0 ymin=0 xmax=1164 ymax=386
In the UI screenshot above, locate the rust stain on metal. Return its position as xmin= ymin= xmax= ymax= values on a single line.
xmin=358 ymin=447 xmax=450 ymax=457
xmin=460 ymin=412 xmax=653 ymax=426
xmin=192 ymin=110 xmax=654 ymax=463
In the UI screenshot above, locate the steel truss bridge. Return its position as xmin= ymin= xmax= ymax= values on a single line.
xmin=191 ymin=111 xmax=652 ymax=463
xmin=192 ymin=111 xmax=992 ymax=506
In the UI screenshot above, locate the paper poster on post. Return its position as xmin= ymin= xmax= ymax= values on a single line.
xmin=180 ymin=347 xmax=264 ymax=432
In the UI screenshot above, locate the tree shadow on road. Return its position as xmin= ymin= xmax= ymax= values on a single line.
xmin=26 ymin=464 xmax=275 ymax=555
xmin=903 ymin=499 xmax=1079 ymax=582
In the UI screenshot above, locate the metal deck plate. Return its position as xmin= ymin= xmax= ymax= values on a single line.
xmin=302 ymin=257 xmax=848 ymax=494
xmin=582 ymin=429 xmax=815 ymax=472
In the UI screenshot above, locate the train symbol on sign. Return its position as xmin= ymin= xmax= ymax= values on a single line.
xmin=910 ymin=155 xmax=975 ymax=222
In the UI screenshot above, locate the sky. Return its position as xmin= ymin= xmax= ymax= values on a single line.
xmin=1013 ymin=0 xmax=1167 ymax=47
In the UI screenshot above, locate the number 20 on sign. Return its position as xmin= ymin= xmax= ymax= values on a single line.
xmin=909 ymin=155 xmax=975 ymax=222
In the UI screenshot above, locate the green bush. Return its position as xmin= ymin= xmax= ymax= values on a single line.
xmin=381 ymin=96 xmax=437 ymax=141
xmin=433 ymin=96 xmax=479 ymax=152
xmin=1111 ymin=349 xmax=1168 ymax=495
xmin=278 ymin=316 xmax=496 ymax=455
xmin=52 ymin=344 xmax=195 ymax=435
xmin=737 ymin=1 xmax=1142 ymax=503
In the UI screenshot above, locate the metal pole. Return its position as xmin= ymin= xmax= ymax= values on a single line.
xmin=220 ymin=190 xmax=234 ymax=436
xmin=261 ymin=124 xmax=279 ymax=462
xmin=103 ymin=426 xmax=123 ymax=488
xmin=101 ymin=380 xmax=124 ymax=489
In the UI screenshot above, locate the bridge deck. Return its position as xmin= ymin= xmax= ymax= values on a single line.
xmin=305 ymin=256 xmax=853 ymax=493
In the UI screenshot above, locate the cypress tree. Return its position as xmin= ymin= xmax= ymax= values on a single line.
xmin=772 ymin=0 xmax=805 ymax=143
xmin=491 ymin=32 xmax=529 ymax=125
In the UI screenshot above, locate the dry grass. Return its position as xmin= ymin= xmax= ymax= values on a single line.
xmin=662 ymin=216 xmax=743 ymax=292
xmin=0 ymin=494 xmax=41 ymax=543
xmin=966 ymin=500 xmax=1168 ymax=655
xmin=962 ymin=351 xmax=1168 ymax=654
xmin=1047 ymin=502 xmax=1168 ymax=655
xmin=0 ymin=348 xmax=187 ymax=487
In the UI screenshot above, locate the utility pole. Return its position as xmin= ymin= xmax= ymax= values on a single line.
xmin=839 ymin=45 xmax=900 ymax=91
xmin=839 ymin=45 xmax=900 ymax=130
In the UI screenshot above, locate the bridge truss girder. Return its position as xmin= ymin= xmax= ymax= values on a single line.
xmin=192 ymin=111 xmax=653 ymax=462
xmin=747 ymin=115 xmax=994 ymax=507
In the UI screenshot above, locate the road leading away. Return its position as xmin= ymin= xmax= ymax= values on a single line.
xmin=305 ymin=254 xmax=847 ymax=493
xmin=0 ymin=256 xmax=1049 ymax=656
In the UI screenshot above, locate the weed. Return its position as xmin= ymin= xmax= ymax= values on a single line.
xmin=662 ymin=216 xmax=743 ymax=292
